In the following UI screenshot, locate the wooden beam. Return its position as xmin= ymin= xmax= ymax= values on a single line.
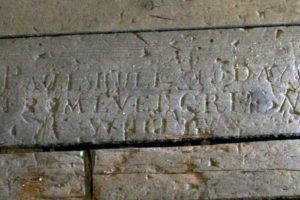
xmin=0 ymin=151 xmax=86 ymax=199
xmin=1 ymin=0 xmax=300 ymax=36
xmin=93 ymin=140 xmax=300 ymax=199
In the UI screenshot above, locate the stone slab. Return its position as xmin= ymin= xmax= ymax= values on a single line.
xmin=1 ymin=0 xmax=300 ymax=36
xmin=0 ymin=151 xmax=86 ymax=199
xmin=1 ymin=27 xmax=300 ymax=146
xmin=93 ymin=140 xmax=300 ymax=199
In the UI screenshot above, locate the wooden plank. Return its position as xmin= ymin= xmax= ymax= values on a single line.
xmin=1 ymin=0 xmax=300 ymax=36
xmin=1 ymin=27 xmax=300 ymax=146
xmin=0 ymin=151 xmax=86 ymax=199
xmin=93 ymin=140 xmax=300 ymax=199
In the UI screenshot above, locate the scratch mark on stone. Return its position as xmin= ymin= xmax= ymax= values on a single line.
xmin=4 ymin=66 xmax=8 ymax=90
xmin=133 ymin=33 xmax=149 ymax=46
xmin=9 ymin=125 xmax=17 ymax=138
xmin=149 ymin=14 xmax=175 ymax=21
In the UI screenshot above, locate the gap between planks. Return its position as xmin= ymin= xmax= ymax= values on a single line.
xmin=0 ymin=133 xmax=299 ymax=154
xmin=2 ymin=23 xmax=300 ymax=40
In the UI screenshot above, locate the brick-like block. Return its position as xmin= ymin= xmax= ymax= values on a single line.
xmin=0 ymin=151 xmax=86 ymax=199
xmin=1 ymin=27 xmax=300 ymax=146
xmin=1 ymin=0 xmax=300 ymax=36
xmin=93 ymin=140 xmax=300 ymax=199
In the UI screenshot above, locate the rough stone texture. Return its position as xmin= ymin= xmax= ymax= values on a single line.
xmin=93 ymin=140 xmax=300 ymax=199
xmin=0 ymin=151 xmax=86 ymax=199
xmin=1 ymin=0 xmax=300 ymax=36
xmin=1 ymin=27 xmax=300 ymax=146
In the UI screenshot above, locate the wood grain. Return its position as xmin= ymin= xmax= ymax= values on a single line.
xmin=93 ymin=140 xmax=300 ymax=199
xmin=0 ymin=151 xmax=86 ymax=199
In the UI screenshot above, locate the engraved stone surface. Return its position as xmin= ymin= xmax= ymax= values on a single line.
xmin=93 ymin=140 xmax=300 ymax=199
xmin=1 ymin=27 xmax=300 ymax=145
xmin=0 ymin=151 xmax=86 ymax=199
xmin=1 ymin=0 xmax=300 ymax=36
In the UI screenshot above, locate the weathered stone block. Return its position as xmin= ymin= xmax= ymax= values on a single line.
xmin=1 ymin=27 xmax=300 ymax=145
xmin=1 ymin=0 xmax=300 ymax=36
xmin=0 ymin=151 xmax=86 ymax=199
xmin=93 ymin=140 xmax=300 ymax=199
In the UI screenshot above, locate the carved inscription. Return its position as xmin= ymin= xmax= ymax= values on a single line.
xmin=0 ymin=27 xmax=300 ymax=145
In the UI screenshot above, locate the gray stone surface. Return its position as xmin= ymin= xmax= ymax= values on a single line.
xmin=1 ymin=0 xmax=300 ymax=36
xmin=0 ymin=151 xmax=86 ymax=199
xmin=1 ymin=27 xmax=300 ymax=146
xmin=93 ymin=140 xmax=300 ymax=199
